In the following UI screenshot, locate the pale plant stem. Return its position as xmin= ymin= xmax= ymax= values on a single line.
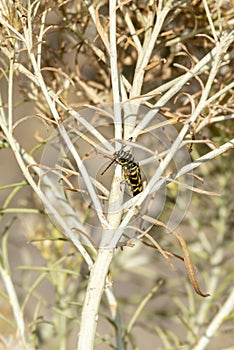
xmin=125 ymin=0 xmax=170 ymax=134
xmin=26 ymin=0 xmax=33 ymax=48
xmin=0 ymin=266 xmax=26 ymax=345
xmin=77 ymin=249 xmax=114 ymax=350
xmin=84 ymin=0 xmax=96 ymax=24
xmin=106 ymin=0 xmax=127 ymax=230
xmin=109 ymin=0 xmax=122 ymax=142
xmin=107 ymin=0 xmax=126 ymax=223
xmin=119 ymin=2 xmax=142 ymax=52
xmin=0 ymin=16 xmax=26 ymax=42
xmin=205 ymin=80 xmax=234 ymax=105
xmin=58 ymin=123 xmax=110 ymax=229
xmin=203 ymin=0 xmax=219 ymax=42
xmin=174 ymin=138 xmax=234 ymax=179
xmin=37 ymin=9 xmax=47 ymax=68
xmin=197 ymin=114 xmax=234 ymax=132
xmin=120 ymin=75 xmax=129 ymax=101
xmin=59 ymin=108 xmax=113 ymax=152
xmin=130 ymin=0 xmax=171 ymax=98
xmin=8 ymin=56 xmax=14 ymax=133
xmin=194 ymin=288 xmax=234 ymax=350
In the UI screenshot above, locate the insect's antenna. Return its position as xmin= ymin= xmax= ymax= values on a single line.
xmin=101 ymin=138 xmax=133 ymax=176
xmin=100 ymin=158 xmax=115 ymax=175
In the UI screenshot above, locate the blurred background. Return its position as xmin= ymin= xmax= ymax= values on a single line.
xmin=0 ymin=1 xmax=234 ymax=349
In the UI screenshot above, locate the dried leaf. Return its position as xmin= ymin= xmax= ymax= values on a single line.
xmin=143 ymin=215 xmax=210 ymax=297
xmin=144 ymin=233 xmax=174 ymax=268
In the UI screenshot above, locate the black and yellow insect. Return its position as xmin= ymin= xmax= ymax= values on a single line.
xmin=113 ymin=149 xmax=143 ymax=196
xmin=102 ymin=147 xmax=143 ymax=196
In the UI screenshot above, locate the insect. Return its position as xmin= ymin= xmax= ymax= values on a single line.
xmin=101 ymin=146 xmax=143 ymax=196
